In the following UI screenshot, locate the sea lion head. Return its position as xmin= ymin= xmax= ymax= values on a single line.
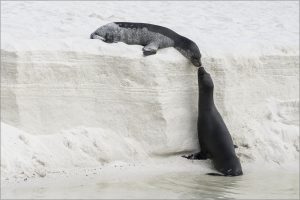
xmin=90 ymin=23 xmax=122 ymax=43
xmin=198 ymin=67 xmax=214 ymax=90
xmin=176 ymin=39 xmax=202 ymax=67
xmin=190 ymin=43 xmax=202 ymax=67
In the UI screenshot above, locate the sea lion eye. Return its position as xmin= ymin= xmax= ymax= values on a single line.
xmin=192 ymin=57 xmax=198 ymax=62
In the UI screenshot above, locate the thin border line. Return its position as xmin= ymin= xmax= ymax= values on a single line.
xmin=0 ymin=1 xmax=299 ymax=200
xmin=1 ymin=0 xmax=300 ymax=1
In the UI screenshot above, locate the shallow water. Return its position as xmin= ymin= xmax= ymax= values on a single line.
xmin=2 ymin=170 xmax=299 ymax=199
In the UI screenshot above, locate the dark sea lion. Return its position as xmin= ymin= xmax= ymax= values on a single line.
xmin=183 ymin=67 xmax=243 ymax=176
xmin=90 ymin=22 xmax=202 ymax=67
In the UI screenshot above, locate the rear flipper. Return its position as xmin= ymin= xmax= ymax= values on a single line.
xmin=143 ymin=43 xmax=159 ymax=56
xmin=206 ymin=173 xmax=224 ymax=176
xmin=182 ymin=151 xmax=211 ymax=160
xmin=207 ymin=171 xmax=243 ymax=177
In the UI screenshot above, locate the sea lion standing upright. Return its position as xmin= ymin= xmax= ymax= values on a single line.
xmin=183 ymin=67 xmax=243 ymax=176
xmin=90 ymin=22 xmax=202 ymax=67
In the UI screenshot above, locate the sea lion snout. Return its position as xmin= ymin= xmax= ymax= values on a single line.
xmin=90 ymin=33 xmax=95 ymax=39
xmin=194 ymin=60 xmax=202 ymax=67
xmin=198 ymin=67 xmax=206 ymax=76
xmin=192 ymin=57 xmax=202 ymax=67
xmin=90 ymin=32 xmax=105 ymax=41
xmin=198 ymin=67 xmax=214 ymax=90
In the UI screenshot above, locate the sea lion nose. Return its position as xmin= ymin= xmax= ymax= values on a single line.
xmin=198 ymin=67 xmax=206 ymax=75
xmin=90 ymin=33 xmax=95 ymax=39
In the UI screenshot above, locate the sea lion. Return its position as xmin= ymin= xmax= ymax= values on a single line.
xmin=183 ymin=67 xmax=243 ymax=176
xmin=90 ymin=22 xmax=202 ymax=67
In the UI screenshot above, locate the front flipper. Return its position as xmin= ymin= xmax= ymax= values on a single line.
xmin=142 ymin=43 xmax=159 ymax=56
xmin=182 ymin=151 xmax=211 ymax=160
xmin=103 ymin=33 xmax=114 ymax=43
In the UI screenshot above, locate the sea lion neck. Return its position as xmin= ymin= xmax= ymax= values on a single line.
xmin=198 ymin=70 xmax=215 ymax=110
xmin=198 ymin=87 xmax=214 ymax=111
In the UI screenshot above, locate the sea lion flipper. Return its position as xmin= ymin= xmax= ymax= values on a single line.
xmin=182 ymin=151 xmax=209 ymax=160
xmin=142 ymin=43 xmax=158 ymax=56
xmin=103 ymin=33 xmax=114 ymax=43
